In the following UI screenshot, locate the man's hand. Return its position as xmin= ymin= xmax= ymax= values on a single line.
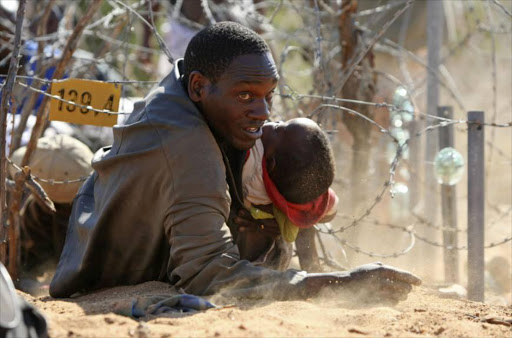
xmin=302 ymin=262 xmax=422 ymax=304
xmin=234 ymin=208 xmax=281 ymax=238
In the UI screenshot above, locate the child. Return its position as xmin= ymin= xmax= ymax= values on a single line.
xmin=238 ymin=117 xmax=338 ymax=269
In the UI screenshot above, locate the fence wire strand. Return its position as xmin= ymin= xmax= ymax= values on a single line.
xmin=1 ymin=0 xmax=511 ymax=265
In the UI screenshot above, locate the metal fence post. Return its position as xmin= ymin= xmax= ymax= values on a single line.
xmin=467 ymin=111 xmax=485 ymax=302
xmin=424 ymin=0 xmax=444 ymax=227
xmin=408 ymin=119 xmax=421 ymax=211
xmin=438 ymin=106 xmax=459 ymax=284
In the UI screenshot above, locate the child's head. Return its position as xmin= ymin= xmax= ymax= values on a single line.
xmin=261 ymin=118 xmax=335 ymax=204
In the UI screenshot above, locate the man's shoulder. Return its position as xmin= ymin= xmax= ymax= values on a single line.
xmin=119 ymin=84 xmax=208 ymax=146
xmin=124 ymin=60 xmax=203 ymax=129
xmin=143 ymin=82 xmax=204 ymax=131
xmin=106 ymin=60 xmax=222 ymax=168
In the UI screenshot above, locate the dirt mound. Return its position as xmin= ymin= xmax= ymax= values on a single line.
xmin=19 ymin=282 xmax=511 ymax=337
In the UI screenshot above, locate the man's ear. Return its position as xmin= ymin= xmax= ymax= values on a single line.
xmin=187 ymin=71 xmax=210 ymax=102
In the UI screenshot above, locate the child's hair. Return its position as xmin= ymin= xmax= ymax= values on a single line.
xmin=269 ymin=126 xmax=335 ymax=204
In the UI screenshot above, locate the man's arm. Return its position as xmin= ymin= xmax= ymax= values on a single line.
xmin=160 ymin=124 xmax=306 ymax=297
xmin=232 ymin=209 xmax=421 ymax=302
xmin=301 ymin=262 xmax=421 ymax=303
xmin=160 ymin=127 xmax=421 ymax=302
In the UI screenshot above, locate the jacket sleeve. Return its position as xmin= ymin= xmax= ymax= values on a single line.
xmin=160 ymin=122 xmax=307 ymax=299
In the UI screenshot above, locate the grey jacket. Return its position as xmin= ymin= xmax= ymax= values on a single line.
xmin=49 ymin=60 xmax=306 ymax=299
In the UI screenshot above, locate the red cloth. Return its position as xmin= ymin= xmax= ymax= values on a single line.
xmin=261 ymin=157 xmax=337 ymax=228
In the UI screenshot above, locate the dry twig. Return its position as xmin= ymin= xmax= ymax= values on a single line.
xmin=10 ymin=0 xmax=57 ymax=153
xmin=0 ymin=0 xmax=26 ymax=265
xmin=21 ymin=0 xmax=102 ymax=167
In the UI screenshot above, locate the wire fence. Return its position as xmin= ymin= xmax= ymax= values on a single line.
xmin=0 ymin=0 xmax=511 ymax=285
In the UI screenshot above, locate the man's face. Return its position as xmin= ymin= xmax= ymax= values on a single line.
xmin=197 ymin=52 xmax=279 ymax=150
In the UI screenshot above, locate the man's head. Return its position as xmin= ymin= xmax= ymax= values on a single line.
xmin=262 ymin=118 xmax=335 ymax=204
xmin=184 ymin=22 xmax=279 ymax=150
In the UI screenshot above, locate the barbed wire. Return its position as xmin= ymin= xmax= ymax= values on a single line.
xmin=486 ymin=0 xmax=499 ymax=186
xmin=452 ymin=126 xmax=512 ymax=163
xmin=409 ymin=211 xmax=465 ymax=234
xmin=337 ymin=0 xmax=414 ymax=92
xmin=410 ymin=206 xmax=511 ymax=234
xmin=416 ymin=233 xmax=512 ymax=251
xmin=1 ymin=0 xmax=510 ymax=264
xmin=0 ymin=74 xmax=159 ymax=86
xmin=112 ymin=0 xmax=173 ymax=63
xmin=491 ymin=0 xmax=512 ymax=17
xmin=328 ymin=214 xmax=511 ymax=253
xmin=315 ymin=221 xmax=417 ymax=259
xmin=279 ymin=90 xmax=512 ymax=128
xmin=305 ymin=113 xmax=507 ymax=241
xmin=6 ymin=157 xmax=88 ymax=185
xmin=275 ymin=85 xmax=510 ymax=248
xmin=15 ymin=80 xmax=131 ymax=115
xmin=13 ymin=76 xmax=511 ymax=129
xmin=84 ymin=30 xmax=160 ymax=54
xmin=356 ymin=0 xmax=409 ymax=18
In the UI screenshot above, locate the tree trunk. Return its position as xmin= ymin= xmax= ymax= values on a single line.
xmin=338 ymin=0 xmax=377 ymax=213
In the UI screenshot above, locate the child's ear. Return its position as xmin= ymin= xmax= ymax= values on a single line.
xmin=266 ymin=156 xmax=276 ymax=174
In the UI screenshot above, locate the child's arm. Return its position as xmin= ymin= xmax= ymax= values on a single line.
xmin=237 ymin=205 xmax=280 ymax=238
xmin=318 ymin=210 xmax=336 ymax=223
xmin=296 ymin=227 xmax=323 ymax=272
xmin=318 ymin=189 xmax=339 ymax=223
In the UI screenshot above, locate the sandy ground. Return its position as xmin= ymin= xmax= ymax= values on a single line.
xmin=18 ymin=281 xmax=511 ymax=338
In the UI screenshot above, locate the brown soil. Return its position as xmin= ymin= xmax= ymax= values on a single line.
xmin=19 ymin=282 xmax=511 ymax=338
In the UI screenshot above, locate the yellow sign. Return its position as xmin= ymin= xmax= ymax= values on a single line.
xmin=49 ymin=79 xmax=122 ymax=127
